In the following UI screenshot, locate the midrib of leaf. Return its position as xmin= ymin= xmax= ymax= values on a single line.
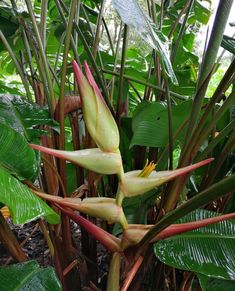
xmin=165 ymin=233 xmax=235 ymax=240
xmin=13 ymin=269 xmax=40 ymax=291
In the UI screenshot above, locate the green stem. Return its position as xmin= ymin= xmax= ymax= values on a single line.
xmin=25 ymin=0 xmax=55 ymax=114
xmin=190 ymin=58 xmax=235 ymax=148
xmin=116 ymin=24 xmax=129 ymax=119
xmin=73 ymin=24 xmax=111 ymax=110
xmin=92 ymin=0 xmax=106 ymax=60
xmin=59 ymin=0 xmax=78 ymax=148
xmin=58 ymin=0 xmax=79 ymax=194
xmin=110 ymin=22 xmax=123 ymax=103
xmin=165 ymin=79 xmax=173 ymax=169
xmin=196 ymin=120 xmax=235 ymax=162
xmin=201 ymin=131 xmax=235 ymax=187
xmin=106 ymin=252 xmax=121 ymax=291
xmin=168 ymin=0 xmax=191 ymax=39
xmin=191 ymin=88 xmax=235 ymax=157
xmin=102 ymin=69 xmax=187 ymax=100
xmin=54 ymin=0 xmax=80 ymax=61
xmin=171 ymin=0 xmax=194 ymax=63
xmin=0 ymin=31 xmax=33 ymax=102
xmin=40 ymin=0 xmax=48 ymax=50
xmin=183 ymin=0 xmax=233 ymax=142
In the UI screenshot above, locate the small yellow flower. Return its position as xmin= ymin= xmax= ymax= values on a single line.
xmin=119 ymin=158 xmax=213 ymax=198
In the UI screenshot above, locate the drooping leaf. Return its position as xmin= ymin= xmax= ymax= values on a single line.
xmin=0 ymin=95 xmax=59 ymax=140
xmin=154 ymin=209 xmax=235 ymax=280
xmin=0 ymin=95 xmax=26 ymax=135
xmin=112 ymin=0 xmax=178 ymax=84
xmin=131 ymin=100 xmax=192 ymax=148
xmin=0 ymin=260 xmax=61 ymax=291
xmin=0 ymin=166 xmax=60 ymax=224
xmin=0 ymin=123 xmax=38 ymax=181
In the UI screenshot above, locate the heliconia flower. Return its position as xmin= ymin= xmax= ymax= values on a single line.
xmin=29 ymin=144 xmax=123 ymax=176
xmin=119 ymin=158 xmax=214 ymax=198
xmin=72 ymin=60 xmax=119 ymax=152
xmin=33 ymin=191 xmax=128 ymax=229
xmin=121 ymin=212 xmax=235 ymax=249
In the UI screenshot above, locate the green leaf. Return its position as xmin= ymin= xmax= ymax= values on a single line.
xmin=0 ymin=166 xmax=60 ymax=224
xmin=154 ymin=209 xmax=235 ymax=280
xmin=194 ymin=1 xmax=210 ymax=25
xmin=131 ymin=100 xmax=192 ymax=148
xmin=0 ymin=260 xmax=61 ymax=291
xmin=0 ymin=95 xmax=26 ymax=135
xmin=221 ymin=35 xmax=235 ymax=55
xmin=197 ymin=273 xmax=235 ymax=291
xmin=13 ymin=97 xmax=60 ymax=136
xmin=0 ymin=95 xmax=59 ymax=141
xmin=0 ymin=7 xmax=19 ymax=38
xmin=0 ymin=123 xmax=38 ymax=180
xmin=112 ymin=0 xmax=178 ymax=84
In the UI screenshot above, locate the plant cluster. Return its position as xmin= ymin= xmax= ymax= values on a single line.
xmin=0 ymin=0 xmax=235 ymax=290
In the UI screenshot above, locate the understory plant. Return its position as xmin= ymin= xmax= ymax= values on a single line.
xmin=0 ymin=0 xmax=235 ymax=290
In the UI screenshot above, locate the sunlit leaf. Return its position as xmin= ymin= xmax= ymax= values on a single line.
xmin=0 ymin=166 xmax=60 ymax=224
xmin=112 ymin=0 xmax=178 ymax=84
xmin=0 ymin=123 xmax=38 ymax=180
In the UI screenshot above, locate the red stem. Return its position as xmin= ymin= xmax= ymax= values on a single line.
xmin=54 ymin=203 xmax=121 ymax=253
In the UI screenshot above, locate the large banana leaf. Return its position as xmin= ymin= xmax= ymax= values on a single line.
xmin=154 ymin=209 xmax=235 ymax=280
xmin=0 ymin=260 xmax=61 ymax=291
xmin=112 ymin=0 xmax=178 ymax=84
xmin=0 ymin=166 xmax=59 ymax=224
xmin=0 ymin=123 xmax=38 ymax=181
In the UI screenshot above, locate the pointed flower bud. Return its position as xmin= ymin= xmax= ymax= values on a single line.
xmin=72 ymin=60 xmax=119 ymax=152
xmin=29 ymin=144 xmax=123 ymax=176
xmin=34 ymin=191 xmax=128 ymax=229
xmin=119 ymin=158 xmax=214 ymax=197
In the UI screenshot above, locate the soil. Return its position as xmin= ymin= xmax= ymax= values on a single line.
xmin=0 ymin=219 xmax=53 ymax=266
xmin=0 ymin=218 xmax=108 ymax=290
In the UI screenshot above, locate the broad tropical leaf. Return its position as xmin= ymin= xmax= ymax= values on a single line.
xmin=0 ymin=95 xmax=59 ymax=139
xmin=154 ymin=209 xmax=235 ymax=280
xmin=112 ymin=0 xmax=178 ymax=84
xmin=0 ymin=123 xmax=38 ymax=181
xmin=131 ymin=100 xmax=192 ymax=148
xmin=197 ymin=273 xmax=235 ymax=291
xmin=0 ymin=95 xmax=25 ymax=135
xmin=0 ymin=166 xmax=60 ymax=224
xmin=0 ymin=260 xmax=61 ymax=291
